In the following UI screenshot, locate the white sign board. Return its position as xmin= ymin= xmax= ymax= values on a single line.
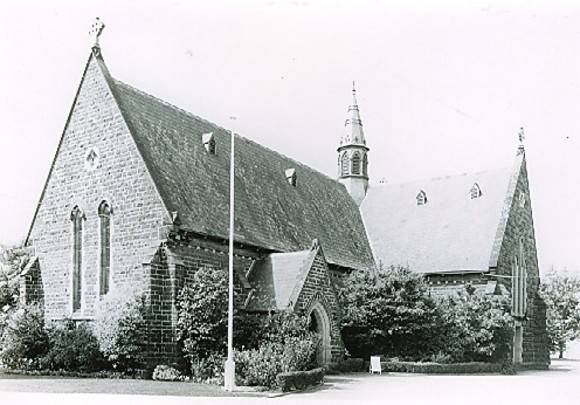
xmin=369 ymin=356 xmax=382 ymax=374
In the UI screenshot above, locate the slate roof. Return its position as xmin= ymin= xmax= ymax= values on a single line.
xmin=245 ymin=248 xmax=317 ymax=311
xmin=361 ymin=167 xmax=515 ymax=273
xmin=106 ymin=71 xmax=374 ymax=271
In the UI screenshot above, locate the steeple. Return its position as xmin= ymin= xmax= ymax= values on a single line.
xmin=337 ymin=82 xmax=370 ymax=206
xmin=340 ymin=81 xmax=367 ymax=147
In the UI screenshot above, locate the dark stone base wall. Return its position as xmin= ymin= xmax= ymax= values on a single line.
xmin=142 ymin=235 xmax=259 ymax=369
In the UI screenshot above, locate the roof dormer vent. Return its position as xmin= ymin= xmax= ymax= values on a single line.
xmin=416 ymin=190 xmax=427 ymax=206
xmin=285 ymin=168 xmax=297 ymax=187
xmin=202 ymin=132 xmax=216 ymax=154
xmin=470 ymin=183 xmax=482 ymax=199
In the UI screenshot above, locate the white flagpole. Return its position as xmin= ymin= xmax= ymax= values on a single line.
xmin=224 ymin=120 xmax=236 ymax=391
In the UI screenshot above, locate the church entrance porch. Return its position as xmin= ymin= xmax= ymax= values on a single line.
xmin=308 ymin=302 xmax=332 ymax=366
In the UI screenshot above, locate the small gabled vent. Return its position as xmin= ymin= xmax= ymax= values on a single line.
xmin=416 ymin=190 xmax=427 ymax=206
xmin=285 ymin=168 xmax=297 ymax=187
xmin=202 ymin=132 xmax=216 ymax=154
xmin=470 ymin=182 xmax=483 ymax=199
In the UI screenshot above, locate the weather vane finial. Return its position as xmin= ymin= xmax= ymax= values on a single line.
xmin=352 ymin=80 xmax=356 ymax=94
xmin=89 ymin=17 xmax=105 ymax=48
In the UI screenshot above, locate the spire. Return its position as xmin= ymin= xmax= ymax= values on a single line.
xmin=89 ymin=17 xmax=105 ymax=49
xmin=517 ymin=126 xmax=525 ymax=155
xmin=340 ymin=81 xmax=366 ymax=147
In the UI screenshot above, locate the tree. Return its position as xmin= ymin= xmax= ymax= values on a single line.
xmin=338 ymin=265 xmax=442 ymax=359
xmin=540 ymin=270 xmax=580 ymax=358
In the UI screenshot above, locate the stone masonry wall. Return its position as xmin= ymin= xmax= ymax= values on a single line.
xmin=19 ymin=258 xmax=44 ymax=306
xmin=143 ymin=234 xmax=259 ymax=367
xmin=294 ymin=249 xmax=345 ymax=363
xmin=494 ymin=158 xmax=550 ymax=364
xmin=27 ymin=53 xmax=169 ymax=320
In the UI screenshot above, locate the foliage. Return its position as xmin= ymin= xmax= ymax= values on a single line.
xmin=381 ymin=360 xmax=503 ymax=374
xmin=235 ymin=311 xmax=318 ymax=388
xmin=435 ymin=288 xmax=514 ymax=363
xmin=175 ymin=267 xmax=264 ymax=376
xmin=152 ymin=364 xmax=183 ymax=381
xmin=0 ymin=303 xmax=49 ymax=369
xmin=0 ymin=243 xmax=31 ymax=337
xmin=93 ymin=288 xmax=148 ymax=372
xmin=338 ymin=265 xmax=442 ymax=359
xmin=540 ymin=271 xmax=580 ymax=358
xmin=188 ymin=352 xmax=226 ymax=385
xmin=42 ymin=320 xmax=105 ymax=372
xmin=276 ymin=367 xmax=325 ymax=392
xmin=176 ymin=267 xmax=230 ymax=364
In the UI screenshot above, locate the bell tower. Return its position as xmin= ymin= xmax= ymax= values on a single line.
xmin=337 ymin=82 xmax=369 ymax=206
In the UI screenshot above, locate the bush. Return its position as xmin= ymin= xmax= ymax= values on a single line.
xmin=235 ymin=311 xmax=318 ymax=388
xmin=381 ymin=360 xmax=502 ymax=374
xmin=436 ymin=288 xmax=514 ymax=363
xmin=42 ymin=320 xmax=105 ymax=372
xmin=93 ymin=289 xmax=148 ymax=372
xmin=276 ymin=367 xmax=325 ymax=392
xmin=176 ymin=267 xmax=230 ymax=365
xmin=339 ymin=265 xmax=442 ymax=360
xmin=152 ymin=365 xmax=183 ymax=381
xmin=0 ymin=303 xmax=49 ymax=369
xmin=190 ymin=352 xmax=225 ymax=385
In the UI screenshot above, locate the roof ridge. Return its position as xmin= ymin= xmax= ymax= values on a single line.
xmin=373 ymin=166 xmax=513 ymax=188
xmin=112 ymin=78 xmax=342 ymax=186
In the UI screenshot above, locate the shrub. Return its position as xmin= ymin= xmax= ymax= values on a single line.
xmin=42 ymin=320 xmax=105 ymax=372
xmin=381 ymin=360 xmax=502 ymax=374
xmin=235 ymin=311 xmax=318 ymax=388
xmin=0 ymin=303 xmax=49 ymax=369
xmin=152 ymin=364 xmax=183 ymax=381
xmin=176 ymin=267 xmax=230 ymax=365
xmin=93 ymin=289 xmax=148 ymax=372
xmin=175 ymin=267 xmax=259 ymax=375
xmin=276 ymin=367 xmax=325 ymax=392
xmin=436 ymin=288 xmax=514 ymax=363
xmin=339 ymin=265 xmax=442 ymax=360
xmin=190 ymin=352 xmax=225 ymax=385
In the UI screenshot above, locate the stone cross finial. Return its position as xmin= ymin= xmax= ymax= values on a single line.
xmin=89 ymin=17 xmax=105 ymax=48
xmin=518 ymin=126 xmax=525 ymax=144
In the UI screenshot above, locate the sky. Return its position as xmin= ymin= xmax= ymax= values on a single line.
xmin=1 ymin=0 xmax=579 ymax=274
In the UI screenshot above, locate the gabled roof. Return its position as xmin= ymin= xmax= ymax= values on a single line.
xmin=361 ymin=165 xmax=518 ymax=274
xmin=245 ymin=247 xmax=317 ymax=311
xmin=97 ymin=53 xmax=374 ymax=271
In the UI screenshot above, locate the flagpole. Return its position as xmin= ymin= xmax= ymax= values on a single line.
xmin=224 ymin=120 xmax=236 ymax=392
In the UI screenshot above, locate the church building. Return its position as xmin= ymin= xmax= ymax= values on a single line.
xmin=20 ymin=21 xmax=548 ymax=368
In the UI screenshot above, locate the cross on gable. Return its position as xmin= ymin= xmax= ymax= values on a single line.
xmin=89 ymin=17 xmax=105 ymax=47
xmin=518 ymin=127 xmax=525 ymax=144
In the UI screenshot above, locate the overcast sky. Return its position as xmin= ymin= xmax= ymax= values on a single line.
xmin=1 ymin=0 xmax=579 ymax=274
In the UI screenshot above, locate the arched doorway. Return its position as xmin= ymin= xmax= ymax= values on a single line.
xmin=308 ymin=302 xmax=332 ymax=366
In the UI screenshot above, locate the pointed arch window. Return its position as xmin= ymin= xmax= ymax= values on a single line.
xmin=70 ymin=206 xmax=84 ymax=311
xmin=98 ymin=201 xmax=112 ymax=296
xmin=470 ymin=182 xmax=482 ymax=199
xmin=512 ymin=238 xmax=527 ymax=317
xmin=416 ymin=190 xmax=428 ymax=206
xmin=351 ymin=152 xmax=361 ymax=175
xmin=362 ymin=153 xmax=368 ymax=177
xmin=340 ymin=152 xmax=349 ymax=176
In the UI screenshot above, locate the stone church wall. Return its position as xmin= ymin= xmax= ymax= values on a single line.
xmin=25 ymin=54 xmax=169 ymax=320
xmin=494 ymin=161 xmax=550 ymax=364
xmin=294 ymin=250 xmax=345 ymax=363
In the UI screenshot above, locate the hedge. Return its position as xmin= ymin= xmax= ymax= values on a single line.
xmin=380 ymin=361 xmax=503 ymax=374
xmin=276 ymin=367 xmax=325 ymax=392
